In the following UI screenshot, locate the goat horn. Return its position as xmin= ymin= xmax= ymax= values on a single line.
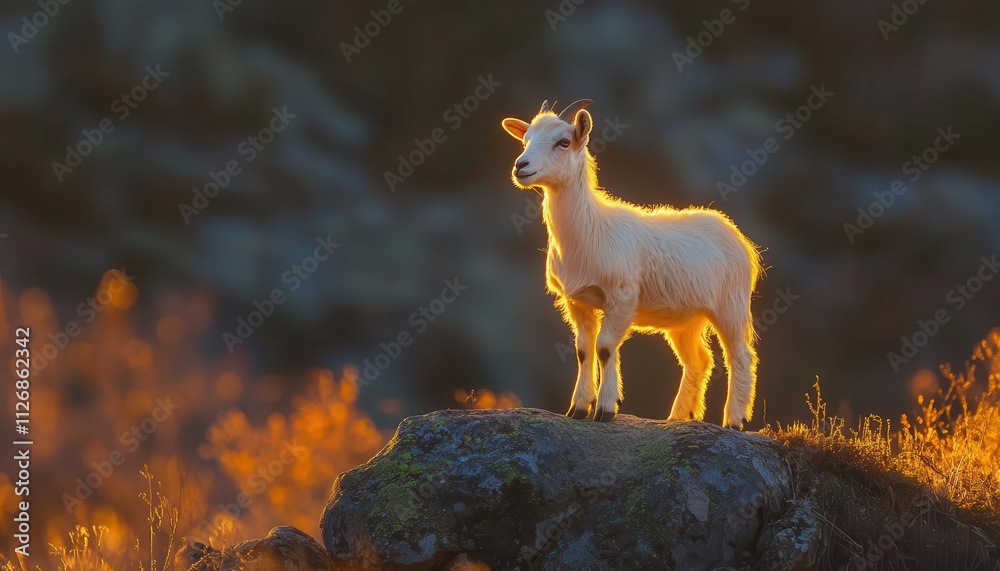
xmin=559 ymin=99 xmax=593 ymax=122
xmin=539 ymin=99 xmax=553 ymax=113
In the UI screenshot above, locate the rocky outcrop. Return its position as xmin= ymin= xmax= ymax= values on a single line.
xmin=319 ymin=408 xmax=822 ymax=570
xmin=176 ymin=408 xmax=998 ymax=570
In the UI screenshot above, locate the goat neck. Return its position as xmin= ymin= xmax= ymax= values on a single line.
xmin=541 ymin=156 xmax=602 ymax=258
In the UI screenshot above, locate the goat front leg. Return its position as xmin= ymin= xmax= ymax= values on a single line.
xmin=564 ymin=300 xmax=600 ymax=419
xmin=594 ymin=285 xmax=638 ymax=422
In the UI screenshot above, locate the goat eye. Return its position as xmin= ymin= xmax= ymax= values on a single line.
xmin=555 ymin=138 xmax=570 ymax=149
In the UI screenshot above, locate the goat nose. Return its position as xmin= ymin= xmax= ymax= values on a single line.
xmin=516 ymin=160 xmax=530 ymax=170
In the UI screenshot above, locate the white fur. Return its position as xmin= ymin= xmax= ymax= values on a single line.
xmin=502 ymin=105 xmax=762 ymax=427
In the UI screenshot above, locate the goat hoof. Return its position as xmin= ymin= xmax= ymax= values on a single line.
xmin=567 ymin=403 xmax=592 ymax=419
xmin=594 ymin=409 xmax=617 ymax=422
xmin=726 ymin=421 xmax=744 ymax=431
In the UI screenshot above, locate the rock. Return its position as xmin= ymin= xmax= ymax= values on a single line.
xmin=754 ymin=498 xmax=824 ymax=571
xmin=320 ymin=408 xmax=816 ymax=570
xmin=175 ymin=525 xmax=332 ymax=570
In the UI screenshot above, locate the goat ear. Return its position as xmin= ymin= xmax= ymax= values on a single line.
xmin=572 ymin=109 xmax=593 ymax=149
xmin=502 ymin=118 xmax=529 ymax=141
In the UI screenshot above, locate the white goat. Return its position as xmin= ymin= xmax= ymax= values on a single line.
xmin=502 ymin=99 xmax=762 ymax=428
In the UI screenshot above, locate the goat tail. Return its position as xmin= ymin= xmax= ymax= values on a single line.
xmin=744 ymin=236 xmax=764 ymax=294
xmin=741 ymin=234 xmax=764 ymax=348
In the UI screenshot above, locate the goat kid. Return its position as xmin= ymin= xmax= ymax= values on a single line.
xmin=502 ymin=100 xmax=762 ymax=428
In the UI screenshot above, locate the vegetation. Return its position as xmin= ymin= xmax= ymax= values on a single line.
xmin=1 ymin=278 xmax=996 ymax=569
xmin=762 ymin=329 xmax=1000 ymax=568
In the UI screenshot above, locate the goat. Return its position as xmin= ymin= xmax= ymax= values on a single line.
xmin=501 ymin=99 xmax=762 ymax=428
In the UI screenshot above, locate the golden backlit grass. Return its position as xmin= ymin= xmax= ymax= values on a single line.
xmin=762 ymin=329 xmax=1000 ymax=567
xmin=766 ymin=330 xmax=999 ymax=525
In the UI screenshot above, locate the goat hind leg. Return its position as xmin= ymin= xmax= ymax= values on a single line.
xmin=712 ymin=312 xmax=758 ymax=429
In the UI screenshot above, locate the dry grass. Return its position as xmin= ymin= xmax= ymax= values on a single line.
xmin=762 ymin=329 xmax=1000 ymax=569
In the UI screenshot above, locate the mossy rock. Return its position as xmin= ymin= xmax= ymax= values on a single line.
xmin=321 ymin=408 xmax=805 ymax=570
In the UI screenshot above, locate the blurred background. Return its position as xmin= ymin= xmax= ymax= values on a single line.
xmin=0 ymin=0 xmax=998 ymax=565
